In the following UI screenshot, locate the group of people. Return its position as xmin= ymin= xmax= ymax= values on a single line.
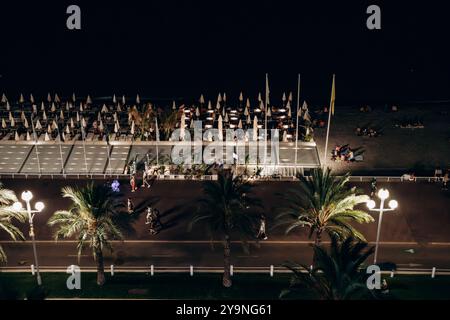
xmin=331 ymin=144 xmax=357 ymax=162
xmin=355 ymin=126 xmax=381 ymax=137
xmin=434 ymin=168 xmax=449 ymax=190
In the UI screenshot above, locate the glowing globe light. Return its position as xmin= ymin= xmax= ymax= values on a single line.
xmin=377 ymin=189 xmax=389 ymax=200
xmin=21 ymin=191 xmax=33 ymax=202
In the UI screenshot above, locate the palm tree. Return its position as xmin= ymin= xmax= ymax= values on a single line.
xmin=0 ymin=183 xmax=25 ymax=263
xmin=188 ymin=171 xmax=261 ymax=287
xmin=281 ymin=236 xmax=376 ymax=300
xmin=47 ymin=183 xmax=125 ymax=285
xmin=275 ymin=168 xmax=373 ymax=247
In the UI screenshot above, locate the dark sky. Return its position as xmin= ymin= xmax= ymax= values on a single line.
xmin=1 ymin=1 xmax=449 ymax=106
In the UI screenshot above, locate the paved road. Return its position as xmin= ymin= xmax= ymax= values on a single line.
xmin=0 ymin=178 xmax=449 ymax=269
xmin=1 ymin=241 xmax=449 ymax=270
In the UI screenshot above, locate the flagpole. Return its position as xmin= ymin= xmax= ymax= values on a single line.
xmin=323 ymin=74 xmax=335 ymax=169
xmin=295 ymin=74 xmax=300 ymax=167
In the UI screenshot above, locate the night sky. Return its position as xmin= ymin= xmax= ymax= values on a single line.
xmin=1 ymin=1 xmax=449 ymax=106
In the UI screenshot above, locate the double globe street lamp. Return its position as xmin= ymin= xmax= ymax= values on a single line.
xmin=367 ymin=188 xmax=398 ymax=265
xmin=12 ymin=191 xmax=45 ymax=286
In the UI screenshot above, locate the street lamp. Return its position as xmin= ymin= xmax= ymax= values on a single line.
xmin=367 ymin=188 xmax=398 ymax=265
xmin=13 ymin=191 xmax=45 ymax=286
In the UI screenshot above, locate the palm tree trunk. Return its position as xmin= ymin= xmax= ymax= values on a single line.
xmin=223 ymin=234 xmax=232 ymax=288
xmin=95 ymin=248 xmax=105 ymax=286
xmin=312 ymin=229 xmax=323 ymax=266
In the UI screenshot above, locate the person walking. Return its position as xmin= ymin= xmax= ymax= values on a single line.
xmin=370 ymin=177 xmax=377 ymax=198
xmin=146 ymin=206 xmax=159 ymax=235
xmin=130 ymin=174 xmax=137 ymax=192
xmin=142 ymin=169 xmax=151 ymax=188
xmin=127 ymin=198 xmax=134 ymax=214
xmin=443 ymin=172 xmax=449 ymax=190
xmin=257 ymin=214 xmax=268 ymax=240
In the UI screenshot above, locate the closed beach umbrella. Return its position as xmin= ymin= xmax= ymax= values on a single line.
xmin=24 ymin=117 xmax=29 ymax=129
xmin=246 ymin=98 xmax=251 ymax=108
xmin=79 ymin=103 xmax=84 ymax=112
xmin=35 ymin=119 xmax=42 ymax=130
xmin=199 ymin=94 xmax=205 ymax=105
xmin=252 ymin=115 xmax=258 ymax=141
xmin=45 ymin=132 xmax=50 ymax=141
xmin=8 ymin=112 xmax=13 ymax=121
xmin=41 ymin=102 xmax=45 ymax=111
xmin=32 ymin=105 xmax=37 ymax=113
xmin=55 ymin=94 xmax=60 ymax=103
xmin=117 ymin=104 xmax=122 ymax=112
xmin=215 ymin=101 xmax=220 ymax=110
xmin=224 ymin=113 xmax=229 ymax=123
xmin=26 ymin=132 xmax=31 ymax=141
xmin=218 ymin=115 xmax=223 ymax=141
xmin=97 ymin=112 xmax=102 ymax=122
xmin=19 ymin=93 xmax=25 ymax=104
xmin=1 ymin=118 xmax=6 ymax=129
xmin=60 ymin=110 xmax=64 ymax=120
xmin=52 ymin=120 xmax=58 ymax=130
xmin=15 ymin=131 xmax=20 ymax=141
xmin=217 ymin=93 xmax=222 ymax=103
xmin=1 ymin=94 xmax=7 ymax=103
xmin=86 ymin=95 xmax=92 ymax=105
xmin=21 ymin=111 xmax=25 ymax=121
xmin=136 ymin=94 xmax=141 ymax=104
xmin=113 ymin=94 xmax=117 ymax=104
xmin=208 ymin=101 xmax=212 ymax=110
xmin=258 ymin=92 xmax=262 ymax=102
xmin=43 ymin=110 xmax=47 ymax=120
xmin=99 ymin=120 xmax=104 ymax=132
xmin=223 ymin=93 xmax=227 ymax=103
xmin=51 ymin=103 xmax=56 ymax=112
xmin=131 ymin=120 xmax=135 ymax=135
xmin=288 ymin=92 xmax=293 ymax=102
xmin=267 ymin=106 xmax=272 ymax=117
xmin=122 ymin=95 xmax=126 ymax=105
xmin=30 ymin=94 xmax=35 ymax=104
xmin=282 ymin=92 xmax=286 ymax=102
xmin=180 ymin=113 xmax=186 ymax=140
xmin=10 ymin=118 xmax=15 ymax=127
xmin=47 ymin=93 xmax=52 ymax=102
xmin=195 ymin=107 xmax=200 ymax=117
xmin=101 ymin=104 xmax=108 ymax=113
xmin=6 ymin=102 xmax=10 ymax=111
xmin=172 ymin=101 xmax=176 ymax=110
xmin=238 ymin=119 xmax=243 ymax=129
xmin=47 ymin=124 xmax=52 ymax=134
xmin=239 ymin=92 xmax=244 ymax=102
xmin=72 ymin=93 xmax=76 ymax=102
xmin=76 ymin=112 xmax=80 ymax=122
xmin=244 ymin=106 xmax=249 ymax=116
xmin=246 ymin=114 xmax=251 ymax=125
xmin=114 ymin=121 xmax=119 ymax=133
xmin=65 ymin=125 xmax=70 ymax=134
xmin=81 ymin=117 xmax=87 ymax=128
xmin=66 ymin=102 xmax=70 ymax=111
xmin=70 ymin=118 xmax=75 ymax=129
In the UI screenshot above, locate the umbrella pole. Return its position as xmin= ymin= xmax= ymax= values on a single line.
xmin=81 ymin=125 xmax=89 ymax=174
xmin=55 ymin=116 xmax=66 ymax=175
xmin=30 ymin=115 xmax=42 ymax=174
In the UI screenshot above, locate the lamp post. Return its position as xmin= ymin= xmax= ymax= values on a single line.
xmin=13 ymin=191 xmax=45 ymax=285
xmin=366 ymin=188 xmax=398 ymax=265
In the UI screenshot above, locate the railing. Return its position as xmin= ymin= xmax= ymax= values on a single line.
xmin=0 ymin=171 xmax=443 ymax=183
